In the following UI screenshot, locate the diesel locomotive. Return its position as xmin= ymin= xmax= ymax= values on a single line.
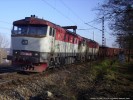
xmin=7 ymin=15 xmax=99 ymax=72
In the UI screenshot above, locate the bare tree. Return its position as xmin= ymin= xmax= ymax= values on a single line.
xmin=0 ymin=33 xmax=9 ymax=48
xmin=0 ymin=33 xmax=9 ymax=64
xmin=96 ymin=0 xmax=133 ymax=61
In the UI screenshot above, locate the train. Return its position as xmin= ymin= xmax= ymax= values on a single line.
xmin=7 ymin=15 xmax=121 ymax=72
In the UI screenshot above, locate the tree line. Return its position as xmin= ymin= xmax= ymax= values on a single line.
xmin=0 ymin=34 xmax=9 ymax=64
xmin=97 ymin=0 xmax=133 ymax=61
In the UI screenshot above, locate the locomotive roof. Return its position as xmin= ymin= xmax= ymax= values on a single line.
xmin=13 ymin=15 xmax=79 ymax=37
xmin=13 ymin=16 xmax=58 ymax=27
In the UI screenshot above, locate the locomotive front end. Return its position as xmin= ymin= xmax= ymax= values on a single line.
xmin=7 ymin=16 xmax=52 ymax=72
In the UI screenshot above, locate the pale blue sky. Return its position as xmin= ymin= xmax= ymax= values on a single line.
xmin=0 ymin=0 xmax=116 ymax=47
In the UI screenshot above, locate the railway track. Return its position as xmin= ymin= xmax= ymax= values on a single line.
xmin=0 ymin=65 xmax=22 ymax=86
xmin=0 ymin=66 xmax=21 ymax=74
xmin=0 ymin=62 xmax=93 ymax=86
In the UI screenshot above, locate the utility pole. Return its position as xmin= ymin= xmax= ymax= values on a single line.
xmin=93 ymin=31 xmax=94 ymax=41
xmin=104 ymin=38 xmax=106 ymax=46
xmin=102 ymin=16 xmax=105 ymax=47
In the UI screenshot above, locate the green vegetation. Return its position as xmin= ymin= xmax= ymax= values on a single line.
xmin=44 ymin=59 xmax=133 ymax=99
xmin=87 ymin=59 xmax=133 ymax=98
xmin=90 ymin=60 xmax=116 ymax=81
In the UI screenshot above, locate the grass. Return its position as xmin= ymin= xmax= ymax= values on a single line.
xmin=84 ymin=58 xmax=133 ymax=98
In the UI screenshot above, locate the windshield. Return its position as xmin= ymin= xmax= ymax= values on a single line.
xmin=12 ymin=25 xmax=48 ymax=36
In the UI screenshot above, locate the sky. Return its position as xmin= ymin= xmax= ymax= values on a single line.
xmin=0 ymin=0 xmax=116 ymax=47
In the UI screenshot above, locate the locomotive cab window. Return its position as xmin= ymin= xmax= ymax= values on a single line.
xmin=49 ymin=27 xmax=55 ymax=37
xmin=12 ymin=25 xmax=48 ymax=36
xmin=52 ymin=29 xmax=55 ymax=37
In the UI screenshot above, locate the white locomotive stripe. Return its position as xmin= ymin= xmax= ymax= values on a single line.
xmin=11 ymin=36 xmax=99 ymax=55
xmin=11 ymin=36 xmax=79 ymax=53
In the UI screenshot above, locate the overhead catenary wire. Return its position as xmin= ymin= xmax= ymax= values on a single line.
xmin=77 ymin=29 xmax=102 ymax=37
xmin=0 ymin=27 xmax=11 ymax=30
xmin=0 ymin=20 xmax=12 ymax=31
xmin=0 ymin=0 xmax=112 ymax=42
xmin=41 ymin=0 xmax=77 ymax=25
xmin=61 ymin=0 xmax=102 ymax=29
xmin=86 ymin=17 xmax=103 ymax=23
xmin=41 ymin=0 xmax=103 ymax=32
xmin=60 ymin=0 xmax=104 ymax=32
xmin=0 ymin=1 xmax=107 ymax=34
xmin=0 ymin=24 xmax=12 ymax=35
xmin=0 ymin=20 xmax=11 ymax=24
xmin=60 ymin=0 xmax=114 ymax=42
xmin=43 ymin=0 xmax=112 ymax=42
xmin=85 ymin=23 xmax=102 ymax=31
xmin=60 ymin=0 xmax=85 ymax=23
xmin=77 ymin=28 xmax=95 ymax=30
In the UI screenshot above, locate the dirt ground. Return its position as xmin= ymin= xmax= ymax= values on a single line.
xmin=0 ymin=60 xmax=132 ymax=100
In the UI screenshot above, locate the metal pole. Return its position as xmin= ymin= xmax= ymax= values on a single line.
xmin=93 ymin=31 xmax=94 ymax=41
xmin=105 ymin=38 xmax=106 ymax=46
xmin=102 ymin=16 xmax=105 ymax=47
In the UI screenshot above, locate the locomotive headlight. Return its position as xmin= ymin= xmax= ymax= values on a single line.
xmin=34 ymin=53 xmax=39 ymax=56
xmin=13 ymin=50 xmax=19 ymax=55
xmin=15 ymin=51 xmax=18 ymax=54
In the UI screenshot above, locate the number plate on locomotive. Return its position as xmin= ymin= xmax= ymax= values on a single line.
xmin=20 ymin=52 xmax=32 ymax=56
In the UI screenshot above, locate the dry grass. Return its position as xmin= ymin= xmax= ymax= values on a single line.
xmin=0 ymin=59 xmax=133 ymax=99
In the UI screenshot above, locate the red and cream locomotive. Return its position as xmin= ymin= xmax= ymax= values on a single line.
xmin=7 ymin=15 xmax=99 ymax=72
